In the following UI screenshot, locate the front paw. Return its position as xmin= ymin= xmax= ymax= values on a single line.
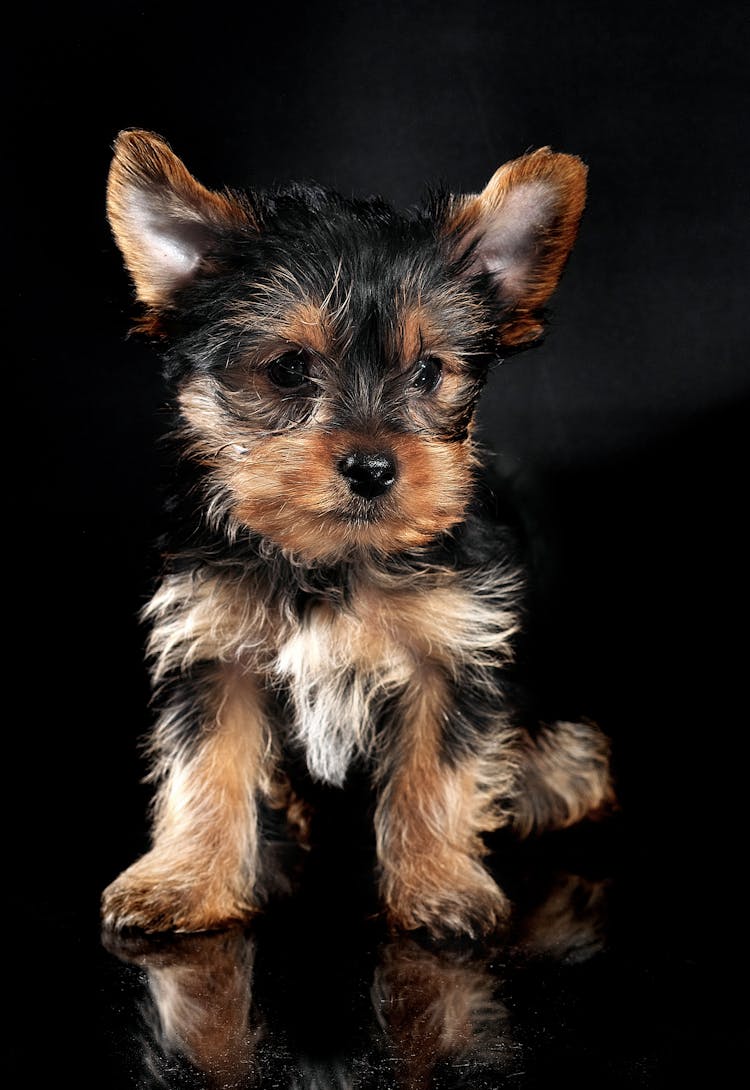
xmin=382 ymin=859 xmax=510 ymax=940
xmin=101 ymin=853 xmax=257 ymax=934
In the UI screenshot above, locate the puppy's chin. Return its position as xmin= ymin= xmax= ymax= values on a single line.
xmin=229 ymin=496 xmax=460 ymax=565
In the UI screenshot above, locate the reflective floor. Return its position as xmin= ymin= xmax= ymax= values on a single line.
xmin=79 ymin=821 xmax=740 ymax=1088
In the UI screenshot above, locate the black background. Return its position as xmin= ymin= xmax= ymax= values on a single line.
xmin=15 ymin=1 xmax=747 ymax=1084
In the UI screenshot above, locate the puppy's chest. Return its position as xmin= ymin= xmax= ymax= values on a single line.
xmin=273 ymin=588 xmax=426 ymax=785
xmin=148 ymin=563 xmax=520 ymax=786
xmin=272 ymin=577 xmax=516 ymax=785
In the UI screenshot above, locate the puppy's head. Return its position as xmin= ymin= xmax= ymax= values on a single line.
xmin=108 ymin=131 xmax=586 ymax=564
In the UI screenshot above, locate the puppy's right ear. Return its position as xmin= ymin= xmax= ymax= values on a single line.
xmin=107 ymin=130 xmax=255 ymax=310
xmin=444 ymin=148 xmax=587 ymax=348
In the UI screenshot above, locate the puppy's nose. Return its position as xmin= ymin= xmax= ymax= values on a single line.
xmin=338 ymin=451 xmax=397 ymax=499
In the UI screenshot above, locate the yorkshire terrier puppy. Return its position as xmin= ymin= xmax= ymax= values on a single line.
xmin=102 ymin=130 xmax=613 ymax=938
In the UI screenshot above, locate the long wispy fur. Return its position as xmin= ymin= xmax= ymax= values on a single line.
xmin=102 ymin=130 xmax=614 ymax=938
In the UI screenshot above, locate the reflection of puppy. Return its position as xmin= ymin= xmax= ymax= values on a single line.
xmin=373 ymin=938 xmax=513 ymax=1088
xmin=102 ymin=130 xmax=614 ymax=939
xmin=103 ymin=872 xmax=609 ymax=1086
xmin=104 ymin=928 xmax=259 ymax=1086
xmin=511 ymin=871 xmax=610 ymax=964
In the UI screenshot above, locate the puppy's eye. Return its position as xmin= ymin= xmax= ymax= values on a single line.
xmin=411 ymin=356 xmax=442 ymax=394
xmin=267 ymin=351 xmax=311 ymax=389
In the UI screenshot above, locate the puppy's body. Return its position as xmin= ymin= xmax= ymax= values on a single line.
xmin=102 ymin=132 xmax=613 ymax=938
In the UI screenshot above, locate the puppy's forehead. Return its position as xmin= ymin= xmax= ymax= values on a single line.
xmin=231 ymin=210 xmax=487 ymax=362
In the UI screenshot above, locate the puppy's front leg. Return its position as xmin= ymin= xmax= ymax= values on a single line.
xmin=375 ymin=668 xmax=512 ymax=939
xmin=102 ymin=664 xmax=271 ymax=933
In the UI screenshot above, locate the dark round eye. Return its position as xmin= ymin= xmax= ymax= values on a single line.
xmin=411 ymin=356 xmax=442 ymax=394
xmin=267 ymin=351 xmax=311 ymax=389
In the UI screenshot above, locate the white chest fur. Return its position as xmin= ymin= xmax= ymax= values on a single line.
xmin=274 ymin=568 xmax=521 ymax=786
xmin=274 ymin=597 xmax=413 ymax=785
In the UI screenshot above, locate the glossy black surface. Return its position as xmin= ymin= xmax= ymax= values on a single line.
xmin=101 ymin=863 xmax=609 ymax=1087
xmin=82 ymin=821 xmax=736 ymax=1088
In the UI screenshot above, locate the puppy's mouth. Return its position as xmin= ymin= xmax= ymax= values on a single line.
xmin=340 ymin=507 xmax=385 ymax=525
xmin=336 ymin=497 xmax=391 ymax=525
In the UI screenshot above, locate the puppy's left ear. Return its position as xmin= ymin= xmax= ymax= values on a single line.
xmin=107 ymin=129 xmax=256 ymax=312
xmin=446 ymin=148 xmax=587 ymax=347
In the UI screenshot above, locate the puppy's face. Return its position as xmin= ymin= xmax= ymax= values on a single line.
xmin=108 ymin=132 xmax=586 ymax=563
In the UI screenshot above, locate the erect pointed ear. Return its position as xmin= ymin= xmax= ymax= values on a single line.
xmin=445 ymin=148 xmax=587 ymax=348
xmin=107 ymin=130 xmax=255 ymax=309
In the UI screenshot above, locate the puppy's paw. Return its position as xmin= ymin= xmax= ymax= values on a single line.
xmin=101 ymin=853 xmax=258 ymax=934
xmin=383 ymin=859 xmax=510 ymax=940
xmin=512 ymin=719 xmax=616 ymax=837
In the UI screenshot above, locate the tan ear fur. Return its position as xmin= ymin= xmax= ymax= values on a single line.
xmin=446 ymin=148 xmax=587 ymax=347
xmin=107 ymin=130 xmax=255 ymax=309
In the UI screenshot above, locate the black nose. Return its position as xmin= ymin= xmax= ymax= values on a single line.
xmin=338 ymin=451 xmax=397 ymax=499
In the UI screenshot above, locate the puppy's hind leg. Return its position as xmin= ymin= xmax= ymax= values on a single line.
xmin=510 ymin=720 xmax=616 ymax=838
